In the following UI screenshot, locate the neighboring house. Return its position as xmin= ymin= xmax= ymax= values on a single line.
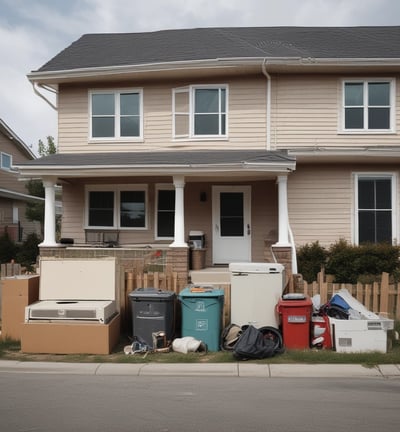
xmin=16 ymin=26 xmax=400 ymax=285
xmin=0 ymin=119 xmax=42 ymax=242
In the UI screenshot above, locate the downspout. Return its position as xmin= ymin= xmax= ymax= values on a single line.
xmin=261 ymin=59 xmax=271 ymax=150
xmin=262 ymin=59 xmax=298 ymax=274
xmin=31 ymin=82 xmax=58 ymax=110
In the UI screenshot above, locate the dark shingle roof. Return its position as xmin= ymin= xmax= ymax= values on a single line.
xmin=16 ymin=150 xmax=294 ymax=167
xmin=36 ymin=26 xmax=400 ymax=73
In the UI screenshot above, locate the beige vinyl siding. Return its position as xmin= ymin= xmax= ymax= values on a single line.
xmin=57 ymin=77 xmax=267 ymax=153
xmin=288 ymin=165 xmax=353 ymax=247
xmin=272 ymin=75 xmax=400 ymax=149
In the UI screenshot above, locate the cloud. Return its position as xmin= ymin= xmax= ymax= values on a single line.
xmin=1 ymin=0 xmax=400 ymax=153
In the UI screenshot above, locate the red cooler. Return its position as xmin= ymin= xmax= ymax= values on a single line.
xmin=277 ymin=294 xmax=313 ymax=349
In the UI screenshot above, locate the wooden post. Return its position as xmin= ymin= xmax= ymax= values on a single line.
xmin=379 ymin=272 xmax=389 ymax=316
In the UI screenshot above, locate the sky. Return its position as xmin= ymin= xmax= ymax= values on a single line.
xmin=1 ymin=0 xmax=400 ymax=155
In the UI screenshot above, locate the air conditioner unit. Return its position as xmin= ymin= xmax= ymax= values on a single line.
xmin=25 ymin=300 xmax=117 ymax=324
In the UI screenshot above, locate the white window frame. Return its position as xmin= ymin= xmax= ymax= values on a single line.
xmin=1 ymin=152 xmax=12 ymax=170
xmin=353 ymin=172 xmax=397 ymax=245
xmin=85 ymin=184 xmax=148 ymax=230
xmin=172 ymin=84 xmax=228 ymax=140
xmin=340 ymin=78 xmax=395 ymax=134
xmin=89 ymin=88 xmax=143 ymax=141
xmin=155 ymin=184 xmax=175 ymax=240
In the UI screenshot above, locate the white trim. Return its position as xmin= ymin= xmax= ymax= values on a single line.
xmin=88 ymin=88 xmax=143 ymax=141
xmin=340 ymin=78 xmax=396 ymax=134
xmin=85 ymin=184 xmax=148 ymax=230
xmin=353 ymin=172 xmax=397 ymax=245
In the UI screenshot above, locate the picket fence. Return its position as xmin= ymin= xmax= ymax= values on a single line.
xmin=291 ymin=271 xmax=400 ymax=320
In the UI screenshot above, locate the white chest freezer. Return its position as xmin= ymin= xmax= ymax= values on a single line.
xmin=229 ymin=262 xmax=285 ymax=328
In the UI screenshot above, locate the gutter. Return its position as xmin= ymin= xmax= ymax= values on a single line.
xmin=32 ymin=82 xmax=58 ymax=111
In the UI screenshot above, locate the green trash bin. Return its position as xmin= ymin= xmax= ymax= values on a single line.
xmin=178 ymin=286 xmax=224 ymax=351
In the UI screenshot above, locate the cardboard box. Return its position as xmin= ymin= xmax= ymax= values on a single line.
xmin=1 ymin=275 xmax=40 ymax=340
xmin=329 ymin=317 xmax=392 ymax=353
xmin=21 ymin=314 xmax=121 ymax=355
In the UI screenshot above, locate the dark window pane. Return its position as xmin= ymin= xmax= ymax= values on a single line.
xmin=368 ymin=107 xmax=390 ymax=129
xmin=120 ymin=116 xmax=140 ymax=136
xmin=120 ymin=93 xmax=139 ymax=115
xmin=157 ymin=190 xmax=175 ymax=237
xmin=195 ymin=89 xmax=219 ymax=113
xmin=221 ymin=114 xmax=226 ymax=135
xmin=92 ymin=94 xmax=114 ymax=115
xmin=345 ymin=108 xmax=363 ymax=129
xmin=359 ymin=211 xmax=375 ymax=243
xmin=220 ymin=192 xmax=243 ymax=236
xmin=368 ymin=82 xmax=390 ymax=105
xmin=345 ymin=83 xmax=363 ymax=105
xmin=358 ymin=180 xmax=375 ymax=209
xmin=376 ymin=211 xmax=392 ymax=242
xmin=120 ymin=191 xmax=145 ymax=227
xmin=88 ymin=191 xmax=114 ymax=226
xmin=376 ymin=179 xmax=391 ymax=209
xmin=221 ymin=89 xmax=226 ymax=112
xmin=92 ymin=117 xmax=115 ymax=137
xmin=194 ymin=114 xmax=219 ymax=135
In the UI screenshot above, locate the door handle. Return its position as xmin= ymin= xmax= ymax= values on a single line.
xmin=216 ymin=224 xmax=219 ymax=232
xmin=247 ymin=224 xmax=251 ymax=235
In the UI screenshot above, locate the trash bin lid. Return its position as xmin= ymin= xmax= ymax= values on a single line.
xmin=178 ymin=286 xmax=224 ymax=298
xmin=229 ymin=262 xmax=285 ymax=274
xmin=129 ymin=287 xmax=176 ymax=300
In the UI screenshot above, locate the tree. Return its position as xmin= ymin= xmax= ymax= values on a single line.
xmin=25 ymin=136 xmax=57 ymax=231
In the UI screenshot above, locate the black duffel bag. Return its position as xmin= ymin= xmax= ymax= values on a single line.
xmin=233 ymin=325 xmax=279 ymax=360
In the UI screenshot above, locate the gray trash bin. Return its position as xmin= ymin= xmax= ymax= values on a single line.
xmin=128 ymin=288 xmax=176 ymax=348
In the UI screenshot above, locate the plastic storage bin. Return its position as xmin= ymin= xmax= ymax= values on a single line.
xmin=277 ymin=294 xmax=313 ymax=349
xmin=178 ymin=286 xmax=224 ymax=351
xmin=128 ymin=288 xmax=176 ymax=348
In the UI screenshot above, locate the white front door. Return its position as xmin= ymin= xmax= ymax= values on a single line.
xmin=212 ymin=185 xmax=251 ymax=264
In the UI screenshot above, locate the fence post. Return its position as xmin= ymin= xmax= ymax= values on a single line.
xmin=379 ymin=272 xmax=389 ymax=317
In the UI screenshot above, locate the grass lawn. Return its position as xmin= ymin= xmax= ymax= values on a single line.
xmin=1 ymin=326 xmax=399 ymax=366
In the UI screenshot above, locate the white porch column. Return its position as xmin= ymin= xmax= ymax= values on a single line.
xmin=40 ymin=177 xmax=58 ymax=247
xmin=274 ymin=175 xmax=290 ymax=247
xmin=170 ymin=175 xmax=187 ymax=248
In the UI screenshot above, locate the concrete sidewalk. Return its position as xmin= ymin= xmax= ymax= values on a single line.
xmin=0 ymin=360 xmax=399 ymax=378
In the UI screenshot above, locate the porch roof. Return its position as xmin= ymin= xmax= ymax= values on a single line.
xmin=15 ymin=150 xmax=296 ymax=179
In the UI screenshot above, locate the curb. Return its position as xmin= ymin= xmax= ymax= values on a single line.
xmin=1 ymin=360 xmax=399 ymax=378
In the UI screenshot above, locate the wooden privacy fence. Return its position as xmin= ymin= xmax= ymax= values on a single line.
xmin=291 ymin=272 xmax=400 ymax=320
xmin=121 ymin=270 xmax=231 ymax=328
xmin=120 ymin=270 xmax=400 ymax=329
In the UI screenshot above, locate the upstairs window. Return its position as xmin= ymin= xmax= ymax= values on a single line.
xmin=343 ymin=80 xmax=394 ymax=132
xmin=173 ymin=85 xmax=228 ymax=138
xmin=355 ymin=174 xmax=395 ymax=244
xmin=1 ymin=152 xmax=12 ymax=170
xmin=90 ymin=89 xmax=142 ymax=139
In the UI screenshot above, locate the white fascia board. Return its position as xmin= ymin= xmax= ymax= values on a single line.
xmin=26 ymin=58 xmax=264 ymax=83
xmin=0 ymin=188 xmax=44 ymax=202
xmin=16 ymin=162 xmax=295 ymax=178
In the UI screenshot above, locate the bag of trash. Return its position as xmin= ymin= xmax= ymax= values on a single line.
xmin=233 ymin=325 xmax=277 ymax=360
xmin=221 ymin=324 xmax=243 ymax=351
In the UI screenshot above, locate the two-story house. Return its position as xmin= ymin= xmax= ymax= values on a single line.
xmin=16 ymin=26 xmax=400 ymax=288
xmin=0 ymin=118 xmax=42 ymax=243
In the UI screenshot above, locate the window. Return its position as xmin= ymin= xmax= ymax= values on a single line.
xmin=156 ymin=187 xmax=175 ymax=238
xmin=173 ymin=85 xmax=227 ymax=138
xmin=90 ymin=89 xmax=142 ymax=139
xmin=86 ymin=185 xmax=147 ymax=229
xmin=343 ymin=80 xmax=394 ymax=132
xmin=355 ymin=174 xmax=395 ymax=244
xmin=1 ymin=152 xmax=12 ymax=170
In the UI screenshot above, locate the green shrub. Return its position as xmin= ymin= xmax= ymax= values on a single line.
xmin=16 ymin=233 xmax=40 ymax=270
xmin=0 ymin=232 xmax=18 ymax=263
xmin=297 ymin=241 xmax=328 ymax=282
xmin=298 ymin=239 xmax=400 ymax=284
